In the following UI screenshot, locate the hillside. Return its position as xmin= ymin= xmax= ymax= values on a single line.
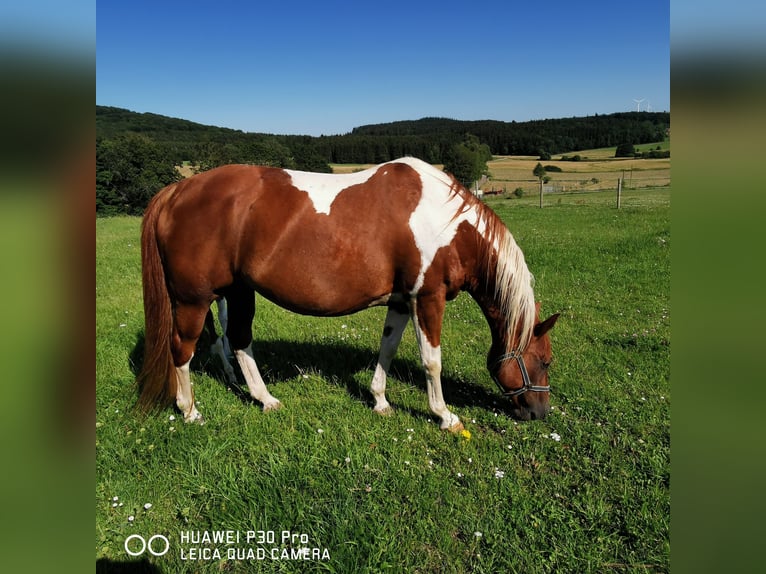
xmin=97 ymin=106 xmax=669 ymax=162
xmin=96 ymin=106 xmax=669 ymax=214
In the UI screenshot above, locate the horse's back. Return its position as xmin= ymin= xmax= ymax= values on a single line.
xmin=154 ymin=162 xmax=427 ymax=313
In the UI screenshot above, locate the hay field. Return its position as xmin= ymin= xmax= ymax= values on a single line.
xmin=332 ymin=141 xmax=670 ymax=195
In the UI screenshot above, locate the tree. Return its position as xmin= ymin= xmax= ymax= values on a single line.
xmin=96 ymin=134 xmax=180 ymax=215
xmin=615 ymin=143 xmax=636 ymax=157
xmin=443 ymin=134 xmax=491 ymax=189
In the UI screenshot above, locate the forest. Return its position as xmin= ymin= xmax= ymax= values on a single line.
xmin=96 ymin=106 xmax=669 ymax=215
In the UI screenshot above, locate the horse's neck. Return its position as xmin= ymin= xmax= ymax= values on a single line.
xmin=465 ymin=260 xmax=511 ymax=352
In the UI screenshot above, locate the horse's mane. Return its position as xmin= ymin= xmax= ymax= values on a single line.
xmin=443 ymin=173 xmax=536 ymax=352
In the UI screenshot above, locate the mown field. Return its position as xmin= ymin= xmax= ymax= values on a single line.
xmin=96 ymin=185 xmax=669 ymax=573
xmin=332 ymin=141 xmax=670 ymax=197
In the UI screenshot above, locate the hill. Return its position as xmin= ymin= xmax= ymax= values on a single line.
xmin=96 ymin=106 xmax=669 ymax=214
xmin=97 ymin=106 xmax=669 ymax=162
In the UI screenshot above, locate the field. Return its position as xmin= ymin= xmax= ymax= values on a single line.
xmin=332 ymin=141 xmax=670 ymax=196
xmin=96 ymin=185 xmax=670 ymax=572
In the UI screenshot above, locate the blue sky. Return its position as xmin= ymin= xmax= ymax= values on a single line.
xmin=97 ymin=1 xmax=670 ymax=136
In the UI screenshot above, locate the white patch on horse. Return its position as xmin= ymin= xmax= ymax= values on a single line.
xmin=287 ymin=167 xmax=377 ymax=215
xmin=401 ymin=157 xmax=484 ymax=293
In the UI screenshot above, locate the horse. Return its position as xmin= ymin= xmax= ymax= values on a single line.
xmin=137 ymin=157 xmax=559 ymax=431
xmin=199 ymin=298 xmax=237 ymax=385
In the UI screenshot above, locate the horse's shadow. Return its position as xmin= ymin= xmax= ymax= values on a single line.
xmin=129 ymin=333 xmax=507 ymax=422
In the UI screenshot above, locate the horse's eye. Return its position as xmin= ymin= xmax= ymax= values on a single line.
xmin=541 ymin=360 xmax=551 ymax=370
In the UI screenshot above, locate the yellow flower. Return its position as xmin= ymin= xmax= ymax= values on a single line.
xmin=461 ymin=429 xmax=472 ymax=441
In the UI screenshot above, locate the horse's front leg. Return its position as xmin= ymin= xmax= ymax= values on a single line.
xmin=370 ymin=304 xmax=409 ymax=415
xmin=411 ymin=294 xmax=463 ymax=432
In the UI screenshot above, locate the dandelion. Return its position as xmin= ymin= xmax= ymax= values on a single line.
xmin=460 ymin=429 xmax=472 ymax=441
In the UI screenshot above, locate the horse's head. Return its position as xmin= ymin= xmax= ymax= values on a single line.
xmin=488 ymin=308 xmax=560 ymax=421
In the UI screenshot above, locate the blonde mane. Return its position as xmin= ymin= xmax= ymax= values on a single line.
xmin=444 ymin=177 xmax=536 ymax=351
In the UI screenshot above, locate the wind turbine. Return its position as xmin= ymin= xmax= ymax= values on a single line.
xmin=632 ymin=98 xmax=645 ymax=112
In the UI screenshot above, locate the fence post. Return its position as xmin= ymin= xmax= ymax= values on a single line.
xmin=617 ymin=177 xmax=622 ymax=209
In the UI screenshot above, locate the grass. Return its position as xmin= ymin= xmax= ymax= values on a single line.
xmin=96 ymin=186 xmax=669 ymax=572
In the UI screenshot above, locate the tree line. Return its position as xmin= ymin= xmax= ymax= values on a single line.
xmin=96 ymin=106 xmax=669 ymax=215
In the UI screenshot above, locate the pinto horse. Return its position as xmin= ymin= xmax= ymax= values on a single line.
xmin=137 ymin=157 xmax=559 ymax=430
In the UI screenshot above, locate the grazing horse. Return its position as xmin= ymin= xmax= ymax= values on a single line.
xmin=137 ymin=157 xmax=559 ymax=430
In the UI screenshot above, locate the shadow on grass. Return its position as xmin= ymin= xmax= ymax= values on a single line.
xmin=129 ymin=332 xmax=512 ymax=422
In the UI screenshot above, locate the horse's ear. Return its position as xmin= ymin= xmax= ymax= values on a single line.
xmin=534 ymin=313 xmax=560 ymax=337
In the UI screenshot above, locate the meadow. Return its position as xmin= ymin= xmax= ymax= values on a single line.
xmin=96 ymin=185 xmax=669 ymax=572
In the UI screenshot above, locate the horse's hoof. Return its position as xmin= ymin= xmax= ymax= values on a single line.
xmin=373 ymin=405 xmax=394 ymax=416
xmin=184 ymin=410 xmax=205 ymax=425
xmin=445 ymin=420 xmax=465 ymax=433
xmin=263 ymin=401 xmax=282 ymax=412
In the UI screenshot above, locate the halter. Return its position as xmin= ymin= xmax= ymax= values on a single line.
xmin=491 ymin=350 xmax=550 ymax=397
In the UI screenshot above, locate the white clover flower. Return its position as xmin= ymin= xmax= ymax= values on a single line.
xmin=549 ymin=432 xmax=561 ymax=442
xmin=344 ymin=457 xmax=351 ymax=464
xmin=127 ymin=515 xmax=135 ymax=522
xmin=168 ymin=415 xmax=175 ymax=421
xmin=317 ymin=428 xmax=324 ymax=434
xmin=143 ymin=503 xmax=152 ymax=510
xmin=494 ymin=469 xmax=505 ymax=479
xmin=474 ymin=531 xmax=483 ymax=538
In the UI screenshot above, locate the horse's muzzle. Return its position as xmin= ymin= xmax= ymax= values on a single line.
xmin=509 ymin=402 xmax=550 ymax=421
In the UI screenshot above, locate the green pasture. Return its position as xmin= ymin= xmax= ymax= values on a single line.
xmin=96 ymin=187 xmax=669 ymax=573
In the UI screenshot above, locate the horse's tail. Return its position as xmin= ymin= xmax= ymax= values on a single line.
xmin=136 ymin=184 xmax=178 ymax=412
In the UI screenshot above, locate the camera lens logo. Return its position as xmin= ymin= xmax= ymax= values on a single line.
xmin=124 ymin=534 xmax=170 ymax=557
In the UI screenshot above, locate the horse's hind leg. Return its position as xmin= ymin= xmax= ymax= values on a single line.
xmin=225 ymin=287 xmax=282 ymax=412
xmin=371 ymin=304 xmax=409 ymax=415
xmin=172 ymin=302 xmax=209 ymax=423
xmin=207 ymin=299 xmax=237 ymax=384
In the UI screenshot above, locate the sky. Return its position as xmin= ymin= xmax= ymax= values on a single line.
xmin=96 ymin=0 xmax=670 ymax=136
